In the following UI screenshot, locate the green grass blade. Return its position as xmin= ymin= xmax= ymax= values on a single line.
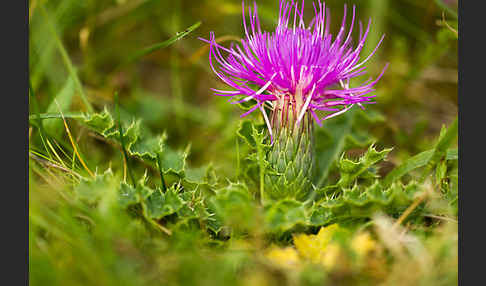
xmin=434 ymin=0 xmax=458 ymax=19
xmin=39 ymin=5 xmax=94 ymax=113
xmin=382 ymin=147 xmax=457 ymax=187
xmin=29 ymin=79 xmax=52 ymax=159
xmin=382 ymin=117 xmax=458 ymax=187
xmin=383 ymin=150 xmax=433 ymax=187
xmin=29 ymin=112 xmax=85 ymax=122
xmin=171 ymin=1 xmax=185 ymax=131
xmin=29 ymin=0 xmax=77 ymax=88
xmin=420 ymin=117 xmax=458 ymax=182
xmin=44 ymin=77 xmax=76 ymax=134
xmin=114 ymin=93 xmax=136 ymax=188
xmin=124 ymin=21 xmax=201 ymax=64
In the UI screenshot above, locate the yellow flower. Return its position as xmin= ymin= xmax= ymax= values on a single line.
xmin=293 ymin=224 xmax=341 ymax=263
xmin=265 ymin=246 xmax=301 ymax=269
xmin=351 ymin=232 xmax=377 ymax=257
xmin=320 ymin=243 xmax=344 ymax=270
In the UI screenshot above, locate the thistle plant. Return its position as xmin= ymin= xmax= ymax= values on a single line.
xmin=202 ymin=0 xmax=387 ymax=201
xmin=30 ymin=0 xmax=459 ymax=283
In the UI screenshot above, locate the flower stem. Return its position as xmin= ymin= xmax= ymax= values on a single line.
xmin=257 ymin=136 xmax=265 ymax=205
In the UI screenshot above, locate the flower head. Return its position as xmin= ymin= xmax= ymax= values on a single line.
xmin=201 ymin=0 xmax=387 ymax=140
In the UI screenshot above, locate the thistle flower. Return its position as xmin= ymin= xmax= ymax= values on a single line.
xmin=201 ymin=0 xmax=387 ymax=201
xmin=201 ymin=0 xmax=388 ymax=142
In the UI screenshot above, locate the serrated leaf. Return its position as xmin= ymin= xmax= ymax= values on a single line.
xmin=118 ymin=182 xmax=140 ymax=208
xmin=265 ymin=199 xmax=307 ymax=232
xmin=158 ymin=146 xmax=187 ymax=175
xmin=117 ymin=172 xmax=156 ymax=209
xmin=75 ymin=169 xmax=115 ymax=204
xmin=82 ymin=109 xmax=187 ymax=176
xmin=83 ymin=108 xmax=115 ymax=136
xmin=207 ymin=182 xmax=256 ymax=231
xmin=337 ymin=145 xmax=392 ymax=188
xmin=177 ymin=189 xmax=210 ymax=222
xmin=136 ymin=172 xmax=155 ymax=199
xmin=144 ymin=191 xmax=165 ymax=219
xmin=128 ymin=132 xmax=164 ymax=161
xmin=184 ymin=166 xmax=207 ymax=184
xmin=309 ymin=205 xmax=334 ymax=226
xmin=309 ymin=181 xmax=423 ymax=227
xmin=144 ymin=186 xmax=185 ymax=220
xmin=342 ymin=185 xmax=369 ymax=206
xmin=314 ymin=108 xmax=388 ymax=187
xmin=237 ymin=120 xmax=257 ymax=147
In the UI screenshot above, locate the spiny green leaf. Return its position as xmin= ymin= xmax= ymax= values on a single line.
xmin=183 ymin=164 xmax=218 ymax=189
xmin=310 ymin=181 xmax=423 ymax=226
xmin=144 ymin=186 xmax=184 ymax=220
xmin=184 ymin=166 xmax=210 ymax=185
xmin=158 ymin=146 xmax=188 ymax=175
xmin=128 ymin=130 xmax=165 ymax=161
xmin=177 ymin=189 xmax=211 ymax=222
xmin=75 ymin=169 xmax=115 ymax=204
xmin=82 ymin=109 xmax=188 ymax=176
xmin=83 ymin=108 xmax=115 ymax=135
xmin=314 ymin=108 xmax=388 ymax=187
xmin=337 ymin=144 xmax=392 ymax=188
xmin=118 ymin=182 xmax=140 ymax=208
xmin=264 ymin=199 xmax=307 ymax=232
xmin=118 ymin=174 xmax=155 ymax=208
xmin=207 ymin=182 xmax=257 ymax=231
xmin=237 ymin=120 xmax=256 ymax=147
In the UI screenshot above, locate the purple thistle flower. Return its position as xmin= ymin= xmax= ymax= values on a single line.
xmin=201 ymin=0 xmax=388 ymax=142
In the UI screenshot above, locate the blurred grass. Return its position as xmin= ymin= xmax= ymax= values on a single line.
xmin=29 ymin=0 xmax=458 ymax=285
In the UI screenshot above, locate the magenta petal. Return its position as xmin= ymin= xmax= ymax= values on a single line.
xmin=200 ymin=0 xmax=386 ymax=127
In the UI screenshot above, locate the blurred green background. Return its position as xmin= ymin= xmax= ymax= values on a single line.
xmin=29 ymin=0 xmax=458 ymax=285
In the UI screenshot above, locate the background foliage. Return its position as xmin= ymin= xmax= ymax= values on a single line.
xmin=29 ymin=0 xmax=458 ymax=285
